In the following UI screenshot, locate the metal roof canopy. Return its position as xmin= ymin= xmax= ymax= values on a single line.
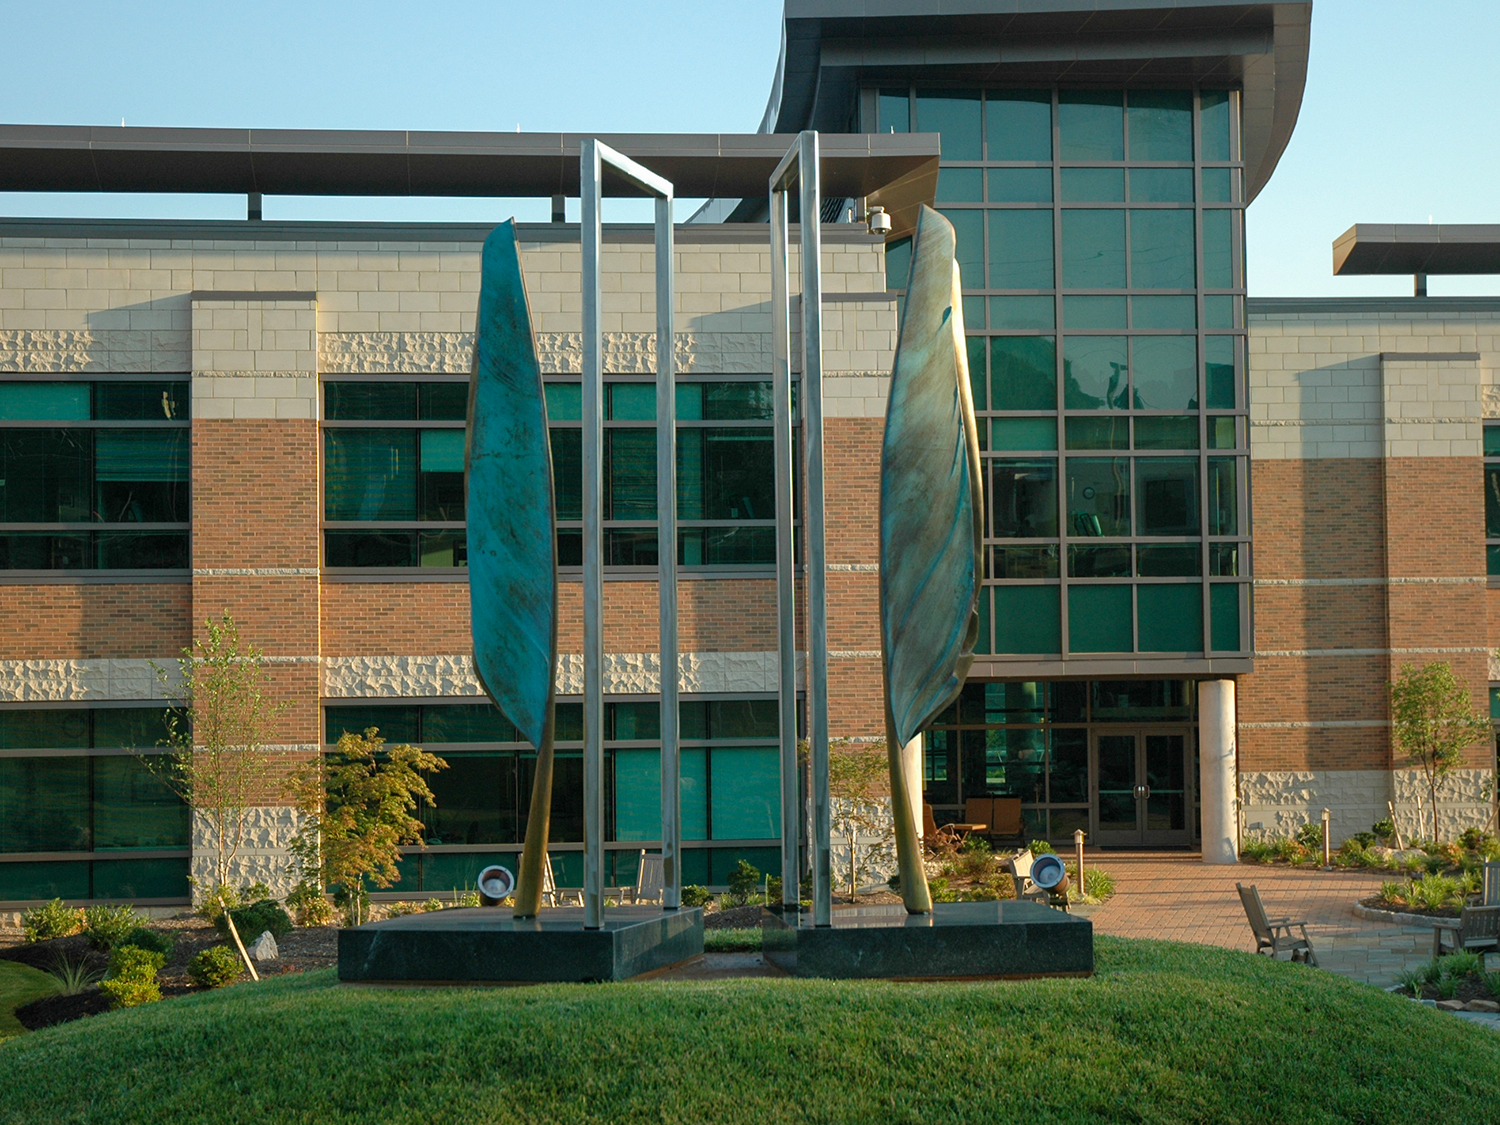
xmin=1333 ymin=225 xmax=1500 ymax=276
xmin=0 ymin=125 xmax=939 ymax=207
xmin=765 ymin=0 xmax=1313 ymax=204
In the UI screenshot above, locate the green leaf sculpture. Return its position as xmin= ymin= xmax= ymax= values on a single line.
xmin=468 ymin=220 xmax=558 ymax=917
xmin=879 ymin=205 xmax=985 ymax=913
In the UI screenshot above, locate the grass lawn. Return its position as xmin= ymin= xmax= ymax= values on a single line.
xmin=0 ymin=960 xmax=55 ymax=1040
xmin=1 ymin=937 xmax=1497 ymax=1124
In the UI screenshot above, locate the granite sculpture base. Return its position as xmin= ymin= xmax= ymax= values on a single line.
xmin=338 ymin=906 xmax=704 ymax=984
xmin=761 ymin=900 xmax=1092 ymax=980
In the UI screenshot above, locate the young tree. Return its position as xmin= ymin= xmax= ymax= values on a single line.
xmin=828 ymin=738 xmax=897 ymax=896
xmin=1389 ymin=661 xmax=1492 ymax=843
xmin=287 ymin=728 xmax=446 ymax=925
xmin=149 ymin=612 xmax=291 ymax=899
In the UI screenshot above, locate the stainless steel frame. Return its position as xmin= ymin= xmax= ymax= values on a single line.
xmin=580 ymin=139 xmax=678 ymax=928
xmin=770 ymin=131 xmax=830 ymax=926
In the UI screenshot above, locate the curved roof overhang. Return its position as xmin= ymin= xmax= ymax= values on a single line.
xmin=762 ymin=0 xmax=1312 ymax=203
xmin=1333 ymin=225 xmax=1500 ymax=276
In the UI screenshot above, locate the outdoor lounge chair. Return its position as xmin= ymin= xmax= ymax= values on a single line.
xmin=989 ymin=798 xmax=1025 ymax=845
xmin=923 ymin=801 xmax=983 ymax=848
xmin=1236 ymin=883 xmax=1318 ymax=965
xmin=623 ymin=850 xmax=665 ymax=905
xmin=542 ymin=853 xmax=583 ymax=908
xmin=1480 ymin=861 xmax=1500 ymax=907
xmin=1433 ymin=904 xmax=1500 ymax=964
xmin=1005 ymin=849 xmax=1052 ymax=907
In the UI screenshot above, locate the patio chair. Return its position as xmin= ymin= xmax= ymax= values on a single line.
xmin=1433 ymin=904 xmax=1500 ymax=964
xmin=1004 ymin=849 xmax=1051 ymax=906
xmin=1480 ymin=861 xmax=1500 ymax=907
xmin=542 ymin=853 xmax=583 ymax=908
xmin=922 ymin=801 xmax=980 ymax=848
xmin=623 ymin=850 xmax=665 ymax=905
xmin=990 ymin=798 xmax=1025 ymax=845
xmin=1236 ymin=883 xmax=1318 ymax=965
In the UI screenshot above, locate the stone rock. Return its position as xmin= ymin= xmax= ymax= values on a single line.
xmin=1465 ymin=999 xmax=1500 ymax=1013
xmin=250 ymin=930 xmax=279 ymax=962
xmin=1436 ymin=999 xmax=1466 ymax=1011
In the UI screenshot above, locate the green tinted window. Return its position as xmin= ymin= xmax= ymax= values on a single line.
xmin=967 ymin=337 xmax=988 ymax=409
xmin=885 ymin=237 xmax=912 ymax=290
xmin=0 ymin=430 xmax=90 ymax=523
xmin=1134 ymin=416 xmax=1199 ymax=450
xmin=92 ymin=708 xmax=174 ymax=750
xmin=422 ymin=704 xmax=515 ymax=743
xmin=1065 ymin=416 xmax=1128 ymax=451
xmin=1130 ymin=168 xmax=1193 ymax=202
xmin=1061 ymin=210 xmax=1125 ymax=288
xmin=1210 ymin=583 xmax=1241 ymax=651
xmin=613 ymin=748 xmax=660 ymax=841
xmin=1205 ymin=336 xmax=1236 ymax=409
xmin=1058 ymin=91 xmax=1123 ymax=161
xmin=544 ymin=382 xmax=582 ymax=421
xmin=0 ymin=383 xmax=90 ymax=420
xmin=941 ymin=209 xmax=985 ymax=290
xmin=608 ymin=383 xmax=655 ymax=421
xmin=605 ymin=429 xmax=656 ymax=520
xmin=1132 ymin=336 xmax=1198 ymax=410
xmin=1130 ymin=210 xmax=1196 ymax=289
xmin=93 ymin=756 xmax=189 ymax=850
xmin=986 ymin=91 xmax=1052 ymax=161
xmin=992 ymin=546 xmax=1058 ymax=579
xmin=1136 ymin=459 xmax=1200 ymax=536
xmin=0 ymin=860 xmax=90 ymax=901
xmin=991 ymin=459 xmax=1057 ymax=538
xmin=1069 ymin=545 xmax=1130 ymax=578
xmin=1208 ymin=458 xmax=1238 ymax=535
xmin=987 ymin=168 xmax=1052 ymax=202
xmin=1208 ymin=417 xmax=1237 ymax=450
xmin=1204 ymin=295 xmax=1236 ymax=329
xmin=1137 ymin=584 xmax=1201 ymax=652
xmin=1137 ymin=545 xmax=1200 ymax=577
xmin=1068 ymin=585 xmax=1132 ymax=653
xmin=1133 ymin=295 xmax=1195 ymax=329
xmin=1201 ymin=168 xmax=1233 ymax=203
xmin=989 ymin=296 xmax=1054 ymax=330
xmin=991 ymin=417 xmax=1057 ymax=451
xmin=936 ymin=168 xmax=983 ymax=202
xmin=1067 ymin=457 xmax=1130 ymax=537
xmin=1060 ymin=168 xmax=1123 ymax=202
xmin=986 ymin=210 xmax=1052 ymax=289
xmin=325 ymin=383 xmax=416 ymax=420
xmin=709 ymin=746 xmax=779 ymax=839
xmin=1063 ymin=336 xmax=1128 ymax=410
xmin=611 ymin=701 xmax=661 ymax=740
xmin=1127 ymin=91 xmax=1193 ymax=161
xmin=991 ymin=336 xmax=1056 ymax=411
xmin=1487 ymin=426 xmax=1500 ymax=457
xmin=0 ymin=757 xmax=89 ymax=852
xmin=676 ymin=429 xmax=773 ymax=521
xmin=0 ymin=709 xmax=91 ymax=750
xmin=325 ymin=705 xmax=420 ymax=743
xmin=878 ymin=88 xmax=910 ymax=134
xmin=550 ymin=428 xmax=582 ymax=520
xmin=324 ymin=430 xmax=416 ymax=520
xmin=916 ymin=90 xmax=981 ymax=160
xmin=1063 ymin=295 xmax=1126 ymax=329
xmin=1203 ymin=210 xmax=1235 ymax=288
xmin=418 ymin=382 xmax=468 ymax=420
xmin=1200 ymin=91 xmax=1232 ymax=162
xmin=93 ymin=857 xmax=190 ymax=899
xmin=95 ymin=381 xmax=187 ymax=421
xmin=992 ymin=586 xmax=1061 ymax=656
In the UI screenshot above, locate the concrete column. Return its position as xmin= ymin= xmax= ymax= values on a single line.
xmin=1199 ymin=679 xmax=1238 ymax=864
xmin=901 ymin=733 xmax=923 ymax=840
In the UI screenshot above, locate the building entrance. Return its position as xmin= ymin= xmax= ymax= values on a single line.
xmin=1092 ymin=730 xmax=1193 ymax=847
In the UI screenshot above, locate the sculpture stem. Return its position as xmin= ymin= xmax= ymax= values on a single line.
xmin=513 ymin=707 xmax=555 ymax=918
xmin=885 ymin=707 xmax=932 ymax=914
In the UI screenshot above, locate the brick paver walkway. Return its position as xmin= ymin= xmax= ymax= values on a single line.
xmin=1079 ymin=850 xmax=1435 ymax=987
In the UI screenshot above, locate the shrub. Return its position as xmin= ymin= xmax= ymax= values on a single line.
xmin=118 ymin=926 xmax=173 ymax=957
xmin=285 ymin=881 xmax=335 ymax=928
xmin=385 ymin=901 xmax=425 ymax=918
xmin=1027 ymin=839 xmax=1055 ymax=856
xmin=83 ymin=904 xmax=142 ymax=951
xmin=680 ymin=885 xmax=713 ymax=908
xmin=188 ymin=945 xmax=245 ymax=989
xmin=195 ymin=881 xmax=271 ymax=924
xmin=100 ymin=946 xmax=164 ymax=1009
xmin=1371 ymin=818 xmax=1396 ymax=844
xmin=1241 ymin=840 xmax=1275 ymax=863
xmin=1440 ymin=950 xmax=1483 ymax=980
xmin=1350 ymin=831 xmax=1377 ymax=848
xmin=1436 ymin=976 xmax=1460 ymax=1000
xmin=217 ymin=899 xmax=293 ymax=942
xmin=1375 ymin=880 xmax=1406 ymax=907
xmin=1482 ymin=970 xmax=1500 ymax=999
xmin=1408 ymin=874 xmax=1463 ymax=912
xmin=1294 ymin=822 xmax=1324 ymax=851
xmin=928 ymin=877 xmax=959 ymax=903
xmin=766 ymin=875 xmax=783 ymax=902
xmin=1459 ymin=827 xmax=1487 ymax=851
xmin=1083 ymin=868 xmax=1117 ymax=901
xmin=46 ymin=957 xmax=104 ymax=997
xmin=1272 ymin=837 xmax=1305 ymax=863
xmin=21 ymin=898 xmax=84 ymax=943
xmin=726 ymin=860 xmax=761 ymax=907
xmin=1418 ymin=959 xmax=1443 ymax=986
xmin=1393 ymin=967 xmax=1424 ymax=997
xmin=958 ymin=847 xmax=997 ymax=881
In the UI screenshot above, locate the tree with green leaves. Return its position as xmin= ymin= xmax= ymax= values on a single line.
xmin=150 ymin=612 xmax=291 ymax=899
xmin=287 ymin=728 xmax=446 ymax=925
xmin=1388 ymin=661 xmax=1492 ymax=843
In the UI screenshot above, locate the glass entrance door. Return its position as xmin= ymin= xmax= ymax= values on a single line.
xmin=1092 ymin=730 xmax=1193 ymax=846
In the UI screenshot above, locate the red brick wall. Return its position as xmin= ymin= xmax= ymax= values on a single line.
xmin=0 ymin=585 xmax=191 ymax=658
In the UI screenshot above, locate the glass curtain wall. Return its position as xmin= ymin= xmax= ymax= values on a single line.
xmin=323 ymin=376 xmax=786 ymax=570
xmin=0 ymin=379 xmax=190 ymax=570
xmin=0 ymin=707 xmax=191 ymax=903
xmin=324 ymin=697 xmax=784 ymax=890
xmin=1485 ymin=423 xmax=1500 ymax=575
xmin=875 ymin=88 xmax=1250 ymax=658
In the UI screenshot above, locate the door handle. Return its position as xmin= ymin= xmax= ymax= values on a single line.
xmin=1134 ymin=784 xmax=1151 ymax=799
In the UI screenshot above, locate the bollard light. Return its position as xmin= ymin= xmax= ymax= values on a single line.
xmin=1074 ymin=829 xmax=1086 ymax=901
xmin=1321 ymin=807 xmax=1332 ymax=869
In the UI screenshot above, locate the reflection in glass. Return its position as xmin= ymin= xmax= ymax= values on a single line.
xmin=1061 ymin=210 xmax=1126 ymax=288
xmin=1067 ymin=457 xmax=1130 ymax=537
xmin=990 ymin=459 xmax=1057 ymax=539
xmin=1069 ymin=544 xmax=1130 ymax=578
xmin=1064 ymin=416 xmax=1127 ymax=450
xmin=991 ymin=545 xmax=1059 ymax=579
xmin=936 ymin=167 xmax=983 ymax=202
xmin=1132 ymin=336 xmax=1198 ymax=410
xmin=1061 ymin=168 xmax=1123 ymax=202
xmin=1200 ymin=91 xmax=1232 ymax=161
xmin=878 ymin=88 xmax=910 ymax=134
xmin=1058 ymin=91 xmax=1123 ymax=160
xmin=1050 ymin=729 xmax=1088 ymax=803
xmin=1208 ymin=458 xmax=1238 ymax=535
xmin=1129 ymin=210 xmax=1195 ymax=289
xmin=987 ymin=210 xmax=1053 ymax=289
xmin=1127 ymin=91 xmax=1193 ymax=161
xmin=1136 ymin=459 xmax=1200 ymax=536
xmin=1201 ymin=167 xmax=1233 ymax=203
xmin=1130 ymin=168 xmax=1193 ymax=202
xmin=989 ymin=295 xmax=1054 ymax=330
xmin=1203 ymin=210 xmax=1235 ymax=288
xmin=1063 ymin=336 xmax=1128 ymax=410
xmin=987 ymin=168 xmax=1052 ymax=202
xmin=1209 ymin=543 xmax=1240 ymax=577
xmin=1134 ymin=416 xmax=1198 ymax=450
xmin=323 ymin=430 xmax=415 ymax=520
xmin=991 ymin=417 xmax=1057 ymax=451
xmin=991 ymin=337 xmax=1056 ymax=411
xmin=1137 ymin=545 xmax=1201 ymax=576
xmin=941 ymin=209 xmax=985 ymax=287
xmin=917 ymin=89 xmax=981 ymax=160
xmin=1063 ymin=296 xmax=1126 ymax=329
xmin=1205 ymin=336 xmax=1235 ymax=409
xmin=1132 ymin=295 xmax=1195 ymax=329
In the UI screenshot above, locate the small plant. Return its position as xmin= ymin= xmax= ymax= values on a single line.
xmin=285 ymin=881 xmax=335 ymax=928
xmin=1418 ymin=959 xmax=1443 ymax=986
xmin=1481 ymin=970 xmax=1500 ymax=999
xmin=1294 ymin=822 xmax=1324 ymax=851
xmin=1408 ymin=874 xmax=1463 ymax=912
xmin=928 ymin=876 xmax=959 ymax=903
xmin=118 ymin=926 xmax=173 ymax=957
xmin=1241 ymin=840 xmax=1275 ymax=863
xmin=1372 ymin=818 xmax=1397 ymax=845
xmin=21 ymin=898 xmax=84 ymax=943
xmin=217 ymin=899 xmax=293 ymax=942
xmin=766 ymin=875 xmax=783 ymax=902
xmin=1349 ymin=831 xmax=1378 ymax=848
xmin=1393 ymin=967 xmax=1424 ymax=997
xmin=188 ymin=944 xmax=245 ymax=989
xmin=1083 ymin=868 xmax=1117 ymax=901
xmin=1375 ymin=880 xmax=1406 ymax=907
xmin=83 ymin=904 xmax=142 ymax=951
xmin=726 ymin=860 xmax=761 ymax=907
xmin=1272 ymin=837 xmax=1306 ymax=863
xmin=680 ymin=885 xmax=713 ymax=908
xmin=449 ymin=890 xmax=481 ymax=909
xmin=1028 ymin=839 xmax=1055 ymax=856
xmin=194 ymin=881 xmax=271 ymax=924
xmin=45 ymin=957 xmax=104 ymax=997
xmin=1436 ymin=976 xmax=1460 ymax=1000
xmin=100 ymin=945 xmax=165 ymax=1008
xmin=1440 ymin=950 xmax=1483 ymax=980
xmin=385 ymin=901 xmax=426 ymax=918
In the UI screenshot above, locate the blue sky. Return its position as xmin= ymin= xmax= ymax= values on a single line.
xmin=3 ymin=0 xmax=1497 ymax=297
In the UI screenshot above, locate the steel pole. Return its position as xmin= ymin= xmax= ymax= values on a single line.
xmin=770 ymin=184 xmax=799 ymax=911
xmin=655 ymin=193 xmax=681 ymax=910
xmin=580 ymin=139 xmax=605 ymax=929
xmin=797 ymin=131 xmax=831 ymax=928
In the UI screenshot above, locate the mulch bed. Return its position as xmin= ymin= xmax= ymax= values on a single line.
xmin=1357 ymin=895 xmax=1461 ymax=919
